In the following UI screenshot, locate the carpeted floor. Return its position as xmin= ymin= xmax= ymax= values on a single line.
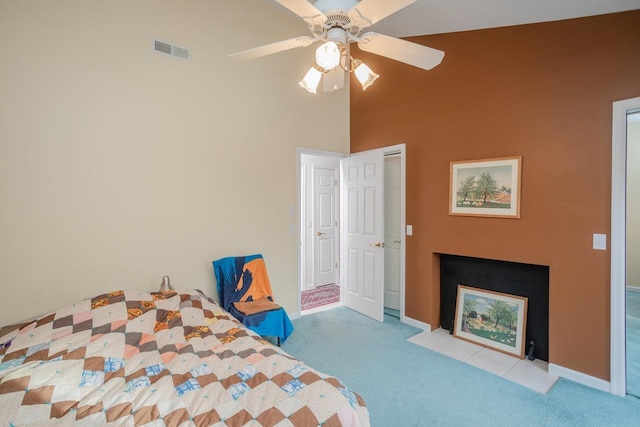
xmin=301 ymin=284 xmax=340 ymax=310
xmin=283 ymin=307 xmax=640 ymax=426
xmin=627 ymin=289 xmax=640 ymax=317
xmin=627 ymin=289 xmax=640 ymax=397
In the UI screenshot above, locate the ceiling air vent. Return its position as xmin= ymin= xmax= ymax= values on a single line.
xmin=153 ymin=39 xmax=191 ymax=62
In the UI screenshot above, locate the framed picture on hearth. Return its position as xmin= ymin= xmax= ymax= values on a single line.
xmin=449 ymin=156 xmax=522 ymax=218
xmin=453 ymin=285 xmax=528 ymax=358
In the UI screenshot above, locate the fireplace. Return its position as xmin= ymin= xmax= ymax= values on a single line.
xmin=439 ymin=254 xmax=550 ymax=361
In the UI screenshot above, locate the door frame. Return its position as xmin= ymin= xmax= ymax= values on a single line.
xmin=611 ymin=95 xmax=640 ymax=396
xmin=296 ymin=147 xmax=345 ymax=315
xmin=296 ymin=144 xmax=406 ymax=322
xmin=384 ymin=143 xmax=406 ymax=322
xmin=383 ymin=153 xmax=403 ymax=312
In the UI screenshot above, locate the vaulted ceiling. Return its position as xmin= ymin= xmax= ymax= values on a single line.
xmin=306 ymin=0 xmax=640 ymax=37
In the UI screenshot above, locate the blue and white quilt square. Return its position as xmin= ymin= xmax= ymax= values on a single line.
xmin=104 ymin=357 xmax=125 ymax=372
xmin=125 ymin=376 xmax=150 ymax=392
xmin=80 ymin=370 xmax=105 ymax=387
xmin=229 ymin=382 xmax=251 ymax=400
xmin=237 ymin=365 xmax=257 ymax=382
xmin=286 ymin=364 xmax=308 ymax=378
xmin=175 ymin=378 xmax=201 ymax=397
xmin=145 ymin=363 xmax=165 ymax=377
xmin=282 ymin=379 xmax=305 ymax=395
xmin=190 ymin=363 xmax=211 ymax=378
xmin=340 ymin=388 xmax=358 ymax=407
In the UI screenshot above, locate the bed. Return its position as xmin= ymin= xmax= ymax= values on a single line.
xmin=0 ymin=289 xmax=369 ymax=426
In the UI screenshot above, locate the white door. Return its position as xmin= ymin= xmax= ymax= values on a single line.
xmin=384 ymin=156 xmax=402 ymax=310
xmin=314 ymin=166 xmax=337 ymax=287
xmin=341 ymin=150 xmax=385 ymax=322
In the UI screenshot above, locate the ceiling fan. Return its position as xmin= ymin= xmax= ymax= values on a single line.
xmin=229 ymin=0 xmax=445 ymax=94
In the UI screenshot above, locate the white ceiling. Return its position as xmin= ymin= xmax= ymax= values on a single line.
xmin=334 ymin=0 xmax=640 ymax=38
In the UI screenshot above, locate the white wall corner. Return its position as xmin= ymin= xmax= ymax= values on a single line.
xmin=288 ymin=312 xmax=301 ymax=321
xmin=402 ymin=315 xmax=431 ymax=331
xmin=548 ymin=363 xmax=611 ymax=393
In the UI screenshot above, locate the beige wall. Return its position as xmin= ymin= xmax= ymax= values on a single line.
xmin=628 ymin=118 xmax=640 ymax=287
xmin=0 ymin=0 xmax=349 ymax=326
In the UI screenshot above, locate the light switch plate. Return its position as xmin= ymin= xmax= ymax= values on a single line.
xmin=406 ymin=225 xmax=413 ymax=236
xmin=593 ymin=233 xmax=607 ymax=250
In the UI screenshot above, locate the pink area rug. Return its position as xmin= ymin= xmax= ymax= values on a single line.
xmin=301 ymin=284 xmax=340 ymax=310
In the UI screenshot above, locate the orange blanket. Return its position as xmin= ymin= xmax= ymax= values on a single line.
xmin=235 ymin=258 xmax=273 ymax=303
xmin=232 ymin=296 xmax=281 ymax=315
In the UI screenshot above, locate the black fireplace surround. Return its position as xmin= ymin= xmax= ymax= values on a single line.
xmin=440 ymin=254 xmax=550 ymax=361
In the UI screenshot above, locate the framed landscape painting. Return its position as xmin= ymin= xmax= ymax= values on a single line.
xmin=449 ymin=156 xmax=522 ymax=218
xmin=453 ymin=285 xmax=528 ymax=358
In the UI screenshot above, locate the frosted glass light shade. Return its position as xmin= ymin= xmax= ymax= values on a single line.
xmin=354 ymin=61 xmax=379 ymax=91
xmin=315 ymin=41 xmax=341 ymax=70
xmin=298 ymin=67 xmax=322 ymax=94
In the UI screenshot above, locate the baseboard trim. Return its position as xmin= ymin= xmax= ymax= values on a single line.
xmin=301 ymin=301 xmax=343 ymax=316
xmin=402 ymin=315 xmax=431 ymax=331
xmin=548 ymin=363 xmax=610 ymax=393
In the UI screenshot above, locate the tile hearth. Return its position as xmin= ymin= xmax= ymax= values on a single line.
xmin=407 ymin=328 xmax=558 ymax=393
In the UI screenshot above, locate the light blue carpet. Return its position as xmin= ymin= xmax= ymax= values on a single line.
xmin=628 ymin=289 xmax=640 ymax=397
xmin=627 ymin=315 xmax=640 ymax=398
xmin=627 ymin=289 xmax=640 ymax=318
xmin=283 ymin=307 xmax=640 ymax=426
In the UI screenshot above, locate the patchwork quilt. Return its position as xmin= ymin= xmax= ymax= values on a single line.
xmin=0 ymin=290 xmax=369 ymax=426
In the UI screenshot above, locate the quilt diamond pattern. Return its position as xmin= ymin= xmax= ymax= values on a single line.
xmin=0 ymin=290 xmax=369 ymax=426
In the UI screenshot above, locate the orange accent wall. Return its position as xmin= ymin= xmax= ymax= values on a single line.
xmin=350 ymin=11 xmax=640 ymax=380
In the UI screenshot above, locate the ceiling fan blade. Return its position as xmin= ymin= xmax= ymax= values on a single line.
xmin=358 ymin=32 xmax=445 ymax=70
xmin=349 ymin=0 xmax=416 ymax=27
xmin=229 ymin=36 xmax=316 ymax=61
xmin=273 ymin=0 xmax=327 ymax=24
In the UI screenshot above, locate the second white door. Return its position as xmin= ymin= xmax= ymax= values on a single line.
xmin=314 ymin=166 xmax=338 ymax=287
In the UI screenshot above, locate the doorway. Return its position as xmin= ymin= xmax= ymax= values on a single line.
xmin=297 ymin=145 xmax=406 ymax=319
xmin=611 ymin=96 xmax=640 ymax=397
xmin=384 ymin=154 xmax=402 ymax=318
xmin=299 ymin=151 xmax=342 ymax=312
xmin=625 ymin=110 xmax=640 ymax=398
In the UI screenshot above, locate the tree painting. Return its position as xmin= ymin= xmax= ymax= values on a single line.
xmin=453 ymin=162 xmax=515 ymax=209
xmin=475 ymin=171 xmax=500 ymax=203
xmin=463 ymin=294 xmax=477 ymax=317
xmin=461 ymin=293 xmax=519 ymax=348
xmin=486 ymin=300 xmax=516 ymax=330
xmin=457 ymin=176 xmax=476 ymax=204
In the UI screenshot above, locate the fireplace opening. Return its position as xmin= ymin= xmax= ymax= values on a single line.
xmin=439 ymin=254 xmax=550 ymax=361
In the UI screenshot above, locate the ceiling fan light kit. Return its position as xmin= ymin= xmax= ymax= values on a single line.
xmin=353 ymin=60 xmax=379 ymax=90
xmin=298 ymin=66 xmax=324 ymax=94
xmin=230 ymin=0 xmax=444 ymax=94
xmin=315 ymin=41 xmax=341 ymax=70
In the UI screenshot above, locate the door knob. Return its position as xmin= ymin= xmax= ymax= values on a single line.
xmin=317 ymin=231 xmax=325 ymax=236
xmin=370 ymin=242 xmax=385 ymax=248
